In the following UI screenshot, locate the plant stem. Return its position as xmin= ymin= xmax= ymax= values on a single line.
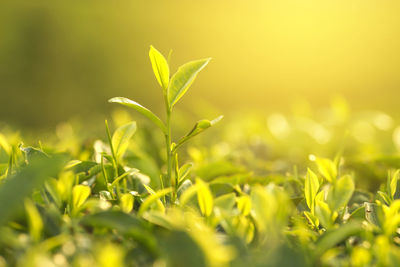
xmin=105 ymin=120 xmax=120 ymax=198
xmin=164 ymin=94 xmax=176 ymax=204
xmin=165 ymin=108 xmax=175 ymax=202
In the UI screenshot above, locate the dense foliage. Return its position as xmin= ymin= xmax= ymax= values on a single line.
xmin=1 ymin=47 xmax=400 ymax=267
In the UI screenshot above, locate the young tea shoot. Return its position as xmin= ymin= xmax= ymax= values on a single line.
xmin=109 ymin=45 xmax=222 ymax=203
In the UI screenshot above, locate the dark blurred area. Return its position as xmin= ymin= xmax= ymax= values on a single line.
xmin=1 ymin=0 xmax=400 ymax=129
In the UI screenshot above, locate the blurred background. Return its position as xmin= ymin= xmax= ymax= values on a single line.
xmin=1 ymin=0 xmax=400 ymax=129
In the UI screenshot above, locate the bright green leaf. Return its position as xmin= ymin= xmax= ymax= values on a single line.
xmin=120 ymin=193 xmax=134 ymax=213
xmin=305 ymin=168 xmax=319 ymax=214
xmin=315 ymin=157 xmax=337 ymax=183
xmin=108 ymin=97 xmax=167 ymax=134
xmin=175 ymin=116 xmax=223 ymax=150
xmin=237 ymin=195 xmax=251 ymax=216
xmin=196 ymin=178 xmax=213 ymax=217
xmin=390 ymin=170 xmax=400 ymax=199
xmin=167 ymin=58 xmax=211 ymax=108
xmin=72 ymin=185 xmax=91 ymax=214
xmin=149 ymin=45 xmax=170 ymax=90
xmin=315 ymin=200 xmax=333 ymax=229
xmin=24 ymin=199 xmax=43 ymax=242
xmin=327 ymin=175 xmax=355 ymax=212
xmin=138 ymin=187 xmax=173 ymax=216
xmin=377 ymin=191 xmax=391 ymax=205
xmin=304 ymin=211 xmax=319 ymax=228
xmin=178 ymin=163 xmax=193 ymax=184
xmin=112 ymin=122 xmax=136 ymax=159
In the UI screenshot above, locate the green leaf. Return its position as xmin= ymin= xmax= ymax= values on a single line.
xmin=327 ymin=175 xmax=355 ymax=212
xmin=315 ymin=157 xmax=337 ymax=183
xmin=159 ymin=230 xmax=207 ymax=267
xmin=179 ymin=183 xmax=199 ymax=207
xmin=0 ymin=133 xmax=11 ymax=154
xmin=0 ymin=156 xmax=65 ymax=227
xmin=138 ymin=187 xmax=173 ymax=216
xmin=364 ymin=202 xmax=383 ymax=227
xmin=314 ymin=221 xmax=362 ymax=258
xmin=390 ymin=169 xmax=400 ymax=199
xmin=111 ymin=169 xmax=139 ymax=188
xmin=178 ymin=163 xmax=193 ymax=184
xmin=237 ymin=195 xmax=252 ymax=216
xmin=175 ymin=116 xmax=223 ymax=150
xmin=377 ymin=191 xmax=391 ymax=205
xmin=19 ymin=145 xmax=49 ymax=163
xmin=304 ymin=211 xmax=319 ymax=228
xmin=24 ymin=199 xmax=43 ymax=242
xmin=120 ymin=193 xmax=134 ymax=213
xmin=149 ymin=45 xmax=170 ymax=90
xmin=214 ymin=193 xmax=236 ymax=212
xmin=108 ymin=97 xmax=167 ymax=134
xmin=72 ymin=185 xmax=91 ymax=215
xmin=112 ymin=122 xmax=136 ymax=159
xmin=305 ymin=168 xmax=319 ymax=213
xmin=349 ymin=206 xmax=365 ymax=220
xmin=167 ymin=58 xmax=211 ymax=108
xmin=81 ymin=211 xmax=158 ymax=254
xmin=315 ymin=200 xmax=333 ymax=229
xmin=196 ymin=178 xmax=213 ymax=217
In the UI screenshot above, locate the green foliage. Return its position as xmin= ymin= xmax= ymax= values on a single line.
xmin=109 ymin=46 xmax=221 ymax=204
xmin=2 ymin=47 xmax=400 ymax=266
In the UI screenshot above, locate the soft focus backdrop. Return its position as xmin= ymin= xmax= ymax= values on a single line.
xmin=1 ymin=0 xmax=400 ymax=128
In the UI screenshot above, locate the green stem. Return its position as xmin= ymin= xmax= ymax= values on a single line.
xmin=105 ymin=120 xmax=121 ymax=198
xmin=165 ymin=109 xmax=175 ymax=202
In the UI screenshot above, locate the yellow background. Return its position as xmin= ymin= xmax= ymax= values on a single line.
xmin=1 ymin=0 xmax=399 ymax=127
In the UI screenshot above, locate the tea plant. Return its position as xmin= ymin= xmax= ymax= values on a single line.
xmin=109 ymin=46 xmax=222 ymax=202
xmin=2 ymin=47 xmax=400 ymax=266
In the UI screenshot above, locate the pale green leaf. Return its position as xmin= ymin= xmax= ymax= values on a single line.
xmin=112 ymin=122 xmax=136 ymax=159
xmin=314 ymin=222 xmax=362 ymax=258
xmin=214 ymin=193 xmax=236 ymax=211
xmin=237 ymin=195 xmax=252 ymax=216
xmin=149 ymin=45 xmax=170 ymax=90
xmin=175 ymin=116 xmax=223 ymax=150
xmin=179 ymin=183 xmax=199 ymax=207
xmin=138 ymin=187 xmax=173 ymax=216
xmin=315 ymin=157 xmax=337 ymax=183
xmin=120 ymin=193 xmax=134 ymax=213
xmin=178 ymin=163 xmax=193 ymax=184
xmin=108 ymin=97 xmax=167 ymax=134
xmin=327 ymin=175 xmax=355 ymax=212
xmin=24 ymin=199 xmax=43 ymax=242
xmin=72 ymin=185 xmax=91 ymax=213
xmin=305 ymin=168 xmax=319 ymax=213
xmin=304 ymin=211 xmax=319 ymax=228
xmin=196 ymin=178 xmax=213 ymax=217
xmin=167 ymin=58 xmax=211 ymax=108
xmin=377 ymin=191 xmax=391 ymax=205
xmin=315 ymin=200 xmax=332 ymax=229
xmin=390 ymin=170 xmax=400 ymax=199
